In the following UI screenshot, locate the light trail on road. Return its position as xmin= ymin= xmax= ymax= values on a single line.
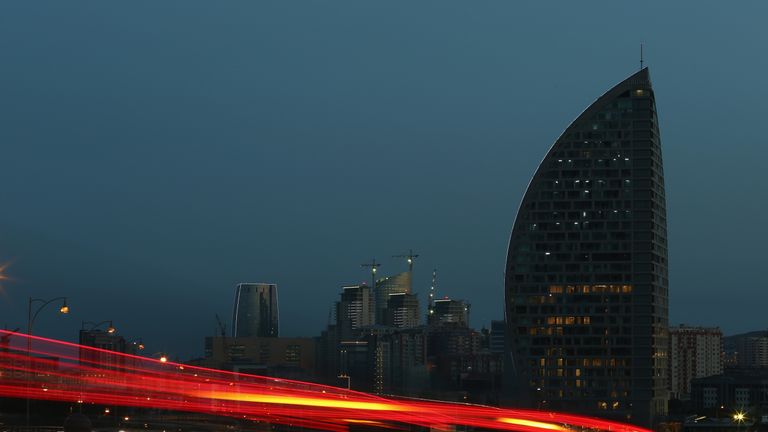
xmin=0 ymin=330 xmax=650 ymax=432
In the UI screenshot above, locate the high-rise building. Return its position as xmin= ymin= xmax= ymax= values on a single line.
xmin=504 ymin=68 xmax=669 ymax=425
xmin=375 ymin=271 xmax=412 ymax=324
xmin=429 ymin=298 xmax=470 ymax=327
xmin=669 ymin=325 xmax=723 ymax=400
xmin=385 ymin=293 xmax=420 ymax=328
xmin=336 ymin=284 xmax=375 ymax=340
xmin=490 ymin=320 xmax=506 ymax=354
xmin=232 ymin=283 xmax=279 ymax=338
xmin=79 ymin=328 xmax=127 ymax=372
xmin=736 ymin=335 xmax=768 ymax=368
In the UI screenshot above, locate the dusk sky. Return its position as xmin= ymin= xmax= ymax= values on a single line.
xmin=1 ymin=1 xmax=767 ymax=359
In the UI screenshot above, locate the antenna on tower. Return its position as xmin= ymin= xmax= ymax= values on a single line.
xmin=640 ymin=43 xmax=644 ymax=70
xmin=428 ymin=268 xmax=437 ymax=319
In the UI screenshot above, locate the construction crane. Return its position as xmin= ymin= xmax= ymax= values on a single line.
xmin=361 ymin=258 xmax=381 ymax=290
xmin=215 ymin=314 xmax=227 ymax=338
xmin=214 ymin=314 xmax=230 ymax=361
xmin=393 ymin=249 xmax=419 ymax=272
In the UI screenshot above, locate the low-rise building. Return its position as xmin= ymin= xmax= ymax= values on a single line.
xmin=201 ymin=335 xmax=316 ymax=381
xmin=690 ymin=368 xmax=768 ymax=412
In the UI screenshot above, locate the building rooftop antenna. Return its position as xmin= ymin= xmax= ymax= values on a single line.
xmin=428 ymin=268 xmax=437 ymax=318
xmin=640 ymin=43 xmax=644 ymax=70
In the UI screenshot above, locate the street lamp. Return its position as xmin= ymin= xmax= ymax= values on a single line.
xmin=130 ymin=339 xmax=145 ymax=351
xmin=338 ymin=374 xmax=351 ymax=390
xmin=26 ymin=296 xmax=70 ymax=427
xmin=733 ymin=411 xmax=746 ymax=423
xmin=28 ymin=297 xmax=69 ymax=335
xmin=151 ymin=352 xmax=168 ymax=363
xmin=82 ymin=320 xmax=116 ymax=334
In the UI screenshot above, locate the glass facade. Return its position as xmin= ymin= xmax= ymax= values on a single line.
xmin=375 ymin=271 xmax=412 ymax=325
xmin=504 ymin=68 xmax=668 ymax=426
xmin=232 ymin=283 xmax=279 ymax=338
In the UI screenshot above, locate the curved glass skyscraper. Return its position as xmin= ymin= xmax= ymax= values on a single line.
xmin=504 ymin=68 xmax=668 ymax=426
xmin=232 ymin=283 xmax=279 ymax=338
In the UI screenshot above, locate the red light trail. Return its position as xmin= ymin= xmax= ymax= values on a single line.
xmin=0 ymin=330 xmax=649 ymax=432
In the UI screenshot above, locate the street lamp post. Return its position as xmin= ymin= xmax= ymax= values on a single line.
xmin=129 ymin=339 xmax=145 ymax=352
xmin=26 ymin=296 xmax=69 ymax=427
xmin=150 ymin=352 xmax=168 ymax=363
xmin=81 ymin=320 xmax=117 ymax=334
xmin=28 ymin=297 xmax=69 ymax=335
xmin=338 ymin=374 xmax=351 ymax=390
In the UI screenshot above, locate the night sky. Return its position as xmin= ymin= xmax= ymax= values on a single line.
xmin=1 ymin=2 xmax=767 ymax=359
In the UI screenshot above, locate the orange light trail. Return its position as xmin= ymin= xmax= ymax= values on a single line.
xmin=0 ymin=330 xmax=651 ymax=432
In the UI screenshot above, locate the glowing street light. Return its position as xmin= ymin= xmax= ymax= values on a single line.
xmin=82 ymin=320 xmax=116 ymax=334
xmin=733 ymin=411 xmax=746 ymax=423
xmin=151 ymin=352 xmax=168 ymax=363
xmin=27 ymin=295 xmax=70 ymax=427
xmin=130 ymin=339 xmax=145 ymax=351
xmin=28 ymin=297 xmax=70 ymax=335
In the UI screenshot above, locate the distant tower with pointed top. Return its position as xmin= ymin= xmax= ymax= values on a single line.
xmin=504 ymin=68 xmax=669 ymax=426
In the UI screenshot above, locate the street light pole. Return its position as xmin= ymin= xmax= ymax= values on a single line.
xmin=81 ymin=320 xmax=116 ymax=334
xmin=26 ymin=296 xmax=69 ymax=427
xmin=338 ymin=374 xmax=351 ymax=390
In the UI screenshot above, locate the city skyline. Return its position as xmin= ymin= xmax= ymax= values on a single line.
xmin=1 ymin=2 xmax=768 ymax=359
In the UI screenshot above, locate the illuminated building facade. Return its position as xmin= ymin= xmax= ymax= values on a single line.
xmin=669 ymin=325 xmax=722 ymax=400
xmin=504 ymin=68 xmax=669 ymax=425
xmin=336 ymin=284 xmax=375 ymax=340
xmin=232 ymin=283 xmax=279 ymax=338
xmin=375 ymin=271 xmax=412 ymax=324
xmin=385 ymin=293 xmax=420 ymax=328
xmin=429 ymin=298 xmax=470 ymax=327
